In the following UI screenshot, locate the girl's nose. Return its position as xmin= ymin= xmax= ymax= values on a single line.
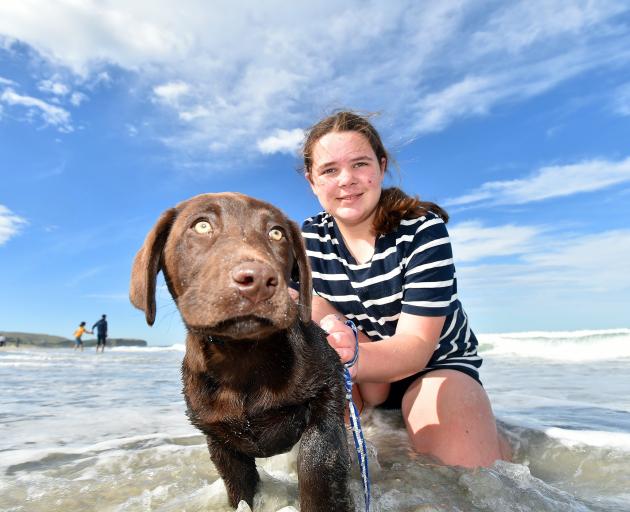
xmin=336 ymin=166 xmax=356 ymax=186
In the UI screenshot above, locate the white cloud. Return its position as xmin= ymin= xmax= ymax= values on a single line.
xmin=66 ymin=266 xmax=107 ymax=287
xmin=458 ymin=229 xmax=630 ymax=294
xmin=0 ymin=204 xmax=28 ymax=245
xmin=179 ymin=105 xmax=210 ymax=122
xmin=38 ymin=78 xmax=69 ymax=96
xmin=446 ymin=156 xmax=630 ymax=207
xmin=524 ymin=229 xmax=630 ymax=291
xmin=453 ymin=227 xmax=630 ymax=331
xmin=412 ymin=76 xmax=493 ymax=134
xmin=0 ymin=1 xmax=629 ymax=157
xmin=0 ymin=1 xmax=189 ymax=75
xmin=0 ymin=75 xmax=16 ymax=85
xmin=411 ymin=37 xmax=630 ymax=135
xmin=449 ymin=221 xmax=543 ymax=263
xmin=0 ymin=87 xmax=73 ymax=131
xmin=126 ymin=123 xmax=138 ymax=137
xmin=90 ymin=72 xmax=112 ymax=87
xmin=257 ymin=128 xmax=304 ymax=155
xmin=613 ymin=82 xmax=630 ymax=116
xmin=469 ymin=0 xmax=625 ymax=56
xmin=70 ymin=91 xmax=87 ymax=106
xmin=153 ymin=80 xmax=190 ymax=107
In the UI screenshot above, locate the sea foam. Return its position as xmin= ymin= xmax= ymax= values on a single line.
xmin=479 ymin=328 xmax=630 ymax=361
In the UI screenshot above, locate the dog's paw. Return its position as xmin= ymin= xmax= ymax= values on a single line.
xmin=236 ymin=500 xmax=253 ymax=512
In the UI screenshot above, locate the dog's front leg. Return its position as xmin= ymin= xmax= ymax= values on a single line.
xmin=206 ymin=436 xmax=259 ymax=509
xmin=297 ymin=419 xmax=353 ymax=512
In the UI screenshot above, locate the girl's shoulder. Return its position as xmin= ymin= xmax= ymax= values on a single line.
xmin=379 ymin=211 xmax=450 ymax=260
xmin=301 ymin=211 xmax=332 ymax=234
xmin=394 ymin=210 xmax=448 ymax=238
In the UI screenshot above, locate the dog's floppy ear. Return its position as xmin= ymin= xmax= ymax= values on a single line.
xmin=288 ymin=220 xmax=312 ymax=324
xmin=129 ymin=208 xmax=177 ymax=326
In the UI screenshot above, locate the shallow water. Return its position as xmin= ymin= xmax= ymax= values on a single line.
xmin=1 ymin=330 xmax=629 ymax=511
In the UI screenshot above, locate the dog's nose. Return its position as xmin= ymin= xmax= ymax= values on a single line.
xmin=230 ymin=261 xmax=278 ymax=304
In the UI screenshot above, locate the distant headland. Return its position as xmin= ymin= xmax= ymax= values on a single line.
xmin=0 ymin=331 xmax=147 ymax=348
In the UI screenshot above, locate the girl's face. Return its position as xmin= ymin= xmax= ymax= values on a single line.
xmin=307 ymin=131 xmax=385 ymax=231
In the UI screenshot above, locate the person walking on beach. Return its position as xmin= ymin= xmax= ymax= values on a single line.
xmin=92 ymin=314 xmax=108 ymax=352
xmin=298 ymin=111 xmax=510 ymax=468
xmin=73 ymin=322 xmax=92 ymax=351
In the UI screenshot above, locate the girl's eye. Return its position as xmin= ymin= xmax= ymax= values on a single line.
xmin=321 ymin=167 xmax=336 ymax=175
xmin=269 ymin=227 xmax=284 ymax=241
xmin=193 ymin=220 xmax=212 ymax=234
xmin=353 ymin=161 xmax=368 ymax=168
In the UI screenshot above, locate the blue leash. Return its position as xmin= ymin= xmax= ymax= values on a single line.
xmin=343 ymin=320 xmax=371 ymax=512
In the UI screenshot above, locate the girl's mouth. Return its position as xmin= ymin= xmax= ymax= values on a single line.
xmin=338 ymin=193 xmax=362 ymax=202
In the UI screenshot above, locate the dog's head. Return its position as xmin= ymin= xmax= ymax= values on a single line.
xmin=129 ymin=192 xmax=312 ymax=340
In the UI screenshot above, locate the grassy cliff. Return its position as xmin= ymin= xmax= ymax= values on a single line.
xmin=0 ymin=331 xmax=147 ymax=348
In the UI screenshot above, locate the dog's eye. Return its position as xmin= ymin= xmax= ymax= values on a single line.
xmin=268 ymin=228 xmax=284 ymax=241
xmin=193 ymin=220 xmax=213 ymax=234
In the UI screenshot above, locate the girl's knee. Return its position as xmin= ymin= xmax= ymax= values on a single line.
xmin=401 ymin=370 xmax=504 ymax=467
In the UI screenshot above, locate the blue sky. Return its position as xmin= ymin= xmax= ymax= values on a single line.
xmin=1 ymin=1 xmax=629 ymax=346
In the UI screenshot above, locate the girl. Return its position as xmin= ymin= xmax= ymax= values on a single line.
xmin=73 ymin=321 xmax=92 ymax=352
xmin=300 ymin=111 xmax=510 ymax=467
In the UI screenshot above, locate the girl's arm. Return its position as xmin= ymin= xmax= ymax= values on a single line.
xmin=323 ymin=310 xmax=445 ymax=384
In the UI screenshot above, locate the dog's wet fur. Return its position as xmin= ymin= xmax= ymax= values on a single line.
xmin=130 ymin=192 xmax=351 ymax=511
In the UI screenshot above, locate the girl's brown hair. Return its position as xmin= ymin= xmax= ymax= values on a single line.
xmin=374 ymin=187 xmax=449 ymax=236
xmin=302 ymin=111 xmax=448 ymax=236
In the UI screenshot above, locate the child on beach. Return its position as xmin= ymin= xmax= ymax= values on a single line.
xmin=73 ymin=322 xmax=92 ymax=351
xmin=298 ymin=111 xmax=510 ymax=468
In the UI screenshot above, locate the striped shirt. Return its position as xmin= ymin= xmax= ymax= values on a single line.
xmin=302 ymin=210 xmax=482 ymax=378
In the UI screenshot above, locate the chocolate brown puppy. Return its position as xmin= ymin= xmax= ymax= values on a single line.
xmin=130 ymin=192 xmax=352 ymax=511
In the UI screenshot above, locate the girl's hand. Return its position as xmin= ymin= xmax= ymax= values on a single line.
xmin=320 ymin=314 xmax=358 ymax=379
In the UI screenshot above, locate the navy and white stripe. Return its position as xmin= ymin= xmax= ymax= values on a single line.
xmin=302 ymin=211 xmax=482 ymax=378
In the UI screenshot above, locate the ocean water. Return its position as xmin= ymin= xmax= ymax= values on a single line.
xmin=1 ymin=329 xmax=629 ymax=512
